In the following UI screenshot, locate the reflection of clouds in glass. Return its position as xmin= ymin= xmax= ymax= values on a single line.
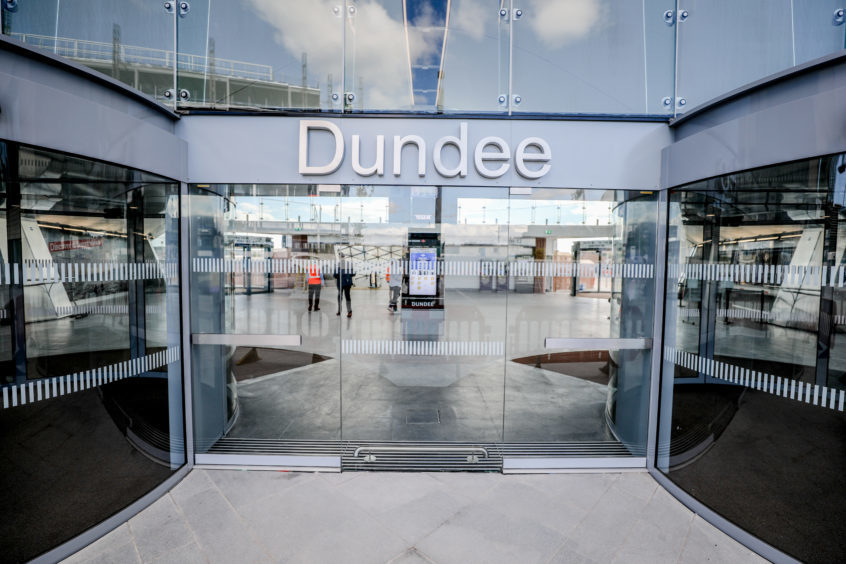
xmin=450 ymin=0 xmax=487 ymax=42
xmin=348 ymin=2 xmax=412 ymax=108
xmin=525 ymin=0 xmax=605 ymax=49
xmin=247 ymin=1 xmax=340 ymax=72
xmin=249 ymin=0 xmax=439 ymax=109
xmin=407 ymin=1 xmax=446 ymax=65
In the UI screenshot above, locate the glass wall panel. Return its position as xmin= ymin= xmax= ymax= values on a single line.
xmin=510 ymin=0 xmax=676 ymax=116
xmin=2 ymin=0 xmax=176 ymax=105
xmin=677 ymin=0 xmax=846 ymax=111
xmin=504 ymin=189 xmax=656 ymax=452
xmin=438 ymin=0 xmax=509 ymax=113
xmin=0 ymin=144 xmax=184 ymax=563
xmin=346 ymin=0 xmax=508 ymax=113
xmin=177 ymin=1 xmax=343 ymax=111
xmin=793 ymin=0 xmax=846 ymax=64
xmin=5 ymin=1 xmax=845 ymax=117
xmin=189 ymin=184 xmax=341 ymax=453
xmin=658 ymin=155 xmax=846 ymax=563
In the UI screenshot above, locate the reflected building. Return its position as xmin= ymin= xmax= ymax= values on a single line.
xmin=1 ymin=1 xmax=845 ymax=563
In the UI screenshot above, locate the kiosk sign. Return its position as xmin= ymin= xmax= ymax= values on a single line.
xmin=409 ymin=248 xmax=437 ymax=296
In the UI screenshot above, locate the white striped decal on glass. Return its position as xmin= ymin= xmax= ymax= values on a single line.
xmin=0 ymin=345 xmax=181 ymax=411
xmin=663 ymin=346 xmax=844 ymax=413
xmin=341 ymin=339 xmax=504 ymax=357
xmin=667 ymin=263 xmax=846 ymax=288
xmin=679 ymin=308 xmax=820 ymax=325
xmin=189 ymin=258 xmax=656 ymax=280
xmin=12 ymin=261 xmax=178 ymax=285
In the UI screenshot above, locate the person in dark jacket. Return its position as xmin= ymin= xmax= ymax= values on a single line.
xmin=334 ymin=259 xmax=356 ymax=317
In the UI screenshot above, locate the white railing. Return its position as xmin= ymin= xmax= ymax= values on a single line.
xmin=9 ymin=32 xmax=277 ymax=83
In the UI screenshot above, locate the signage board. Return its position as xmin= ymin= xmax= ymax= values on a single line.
xmin=409 ymin=248 xmax=437 ymax=297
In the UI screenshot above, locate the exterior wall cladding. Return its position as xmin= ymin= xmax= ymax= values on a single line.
xmin=0 ymin=3 xmax=845 ymax=563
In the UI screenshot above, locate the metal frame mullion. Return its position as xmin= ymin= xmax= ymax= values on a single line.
xmin=2 ymin=142 xmax=27 ymax=385
xmin=646 ymin=189 xmax=668 ymax=468
xmin=180 ymin=181 xmax=195 ymax=465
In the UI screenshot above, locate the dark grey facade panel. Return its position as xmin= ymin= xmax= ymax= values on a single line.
xmin=663 ymin=56 xmax=846 ymax=189
xmin=0 ymin=35 xmax=179 ymax=121
xmin=671 ymin=51 xmax=846 ymax=138
xmin=0 ymin=43 xmax=185 ymax=181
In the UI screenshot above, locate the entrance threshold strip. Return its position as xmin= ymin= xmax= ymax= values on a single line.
xmin=203 ymin=439 xmax=642 ymax=472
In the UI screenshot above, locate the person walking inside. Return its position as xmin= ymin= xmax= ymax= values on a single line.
xmin=307 ymin=262 xmax=323 ymax=312
xmin=387 ymin=259 xmax=401 ymax=313
xmin=334 ymin=259 xmax=356 ymax=318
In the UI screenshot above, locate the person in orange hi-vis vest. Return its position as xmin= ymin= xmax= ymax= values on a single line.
xmin=307 ymin=263 xmax=323 ymax=312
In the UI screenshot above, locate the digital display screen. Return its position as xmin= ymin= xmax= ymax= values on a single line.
xmin=409 ymin=248 xmax=437 ymax=296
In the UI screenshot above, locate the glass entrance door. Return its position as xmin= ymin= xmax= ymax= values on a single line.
xmin=190 ymin=184 xmax=342 ymax=457
xmin=188 ymin=184 xmax=656 ymax=464
xmin=504 ymin=189 xmax=657 ymax=456
xmin=339 ymin=186 xmax=507 ymax=442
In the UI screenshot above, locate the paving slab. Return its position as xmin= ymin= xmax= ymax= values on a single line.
xmin=64 ymin=469 xmax=770 ymax=564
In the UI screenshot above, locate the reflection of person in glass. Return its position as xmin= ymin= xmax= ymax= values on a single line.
xmin=387 ymin=260 xmax=401 ymax=313
xmin=307 ymin=263 xmax=323 ymax=312
xmin=334 ymin=259 xmax=356 ymax=318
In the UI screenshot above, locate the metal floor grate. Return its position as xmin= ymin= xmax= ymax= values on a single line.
xmin=206 ymin=438 xmax=640 ymax=471
xmin=207 ymin=438 xmax=343 ymax=456
xmin=342 ymin=441 xmax=503 ymax=472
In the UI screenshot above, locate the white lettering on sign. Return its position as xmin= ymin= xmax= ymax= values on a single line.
xmin=433 ymin=122 xmax=468 ymax=178
xmin=515 ymin=137 xmax=552 ymax=179
xmin=393 ymin=135 xmax=425 ymax=177
xmin=351 ymin=134 xmax=384 ymax=176
xmin=474 ymin=136 xmax=510 ymax=178
xmin=298 ymin=120 xmax=551 ymax=180
xmin=298 ymin=120 xmax=344 ymax=175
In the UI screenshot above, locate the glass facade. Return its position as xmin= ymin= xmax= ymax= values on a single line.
xmin=0 ymin=142 xmax=185 ymax=563
xmin=658 ymin=154 xmax=846 ymax=563
xmin=1 ymin=0 xmax=175 ymax=105
xmin=188 ymin=184 xmax=655 ymax=454
xmin=5 ymin=1 xmax=843 ymax=115
xmin=676 ymin=0 xmax=846 ymax=108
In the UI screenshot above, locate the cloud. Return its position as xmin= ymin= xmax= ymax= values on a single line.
xmin=450 ymin=0 xmax=487 ymax=42
xmin=248 ymin=0 xmax=439 ymax=109
xmin=233 ymin=201 xmax=276 ymax=221
xmin=524 ymin=0 xmax=605 ymax=49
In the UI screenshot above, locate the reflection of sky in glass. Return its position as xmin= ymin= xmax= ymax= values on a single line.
xmin=457 ymin=198 xmax=611 ymax=225
xmin=232 ymin=195 xmax=613 ymax=230
xmin=232 ymin=196 xmax=391 ymax=224
xmin=7 ymin=0 xmax=505 ymax=112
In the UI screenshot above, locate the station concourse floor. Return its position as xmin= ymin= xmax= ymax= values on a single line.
xmin=63 ymin=468 xmax=767 ymax=564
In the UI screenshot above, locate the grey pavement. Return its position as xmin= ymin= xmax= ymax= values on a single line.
xmin=63 ymin=469 xmax=768 ymax=564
